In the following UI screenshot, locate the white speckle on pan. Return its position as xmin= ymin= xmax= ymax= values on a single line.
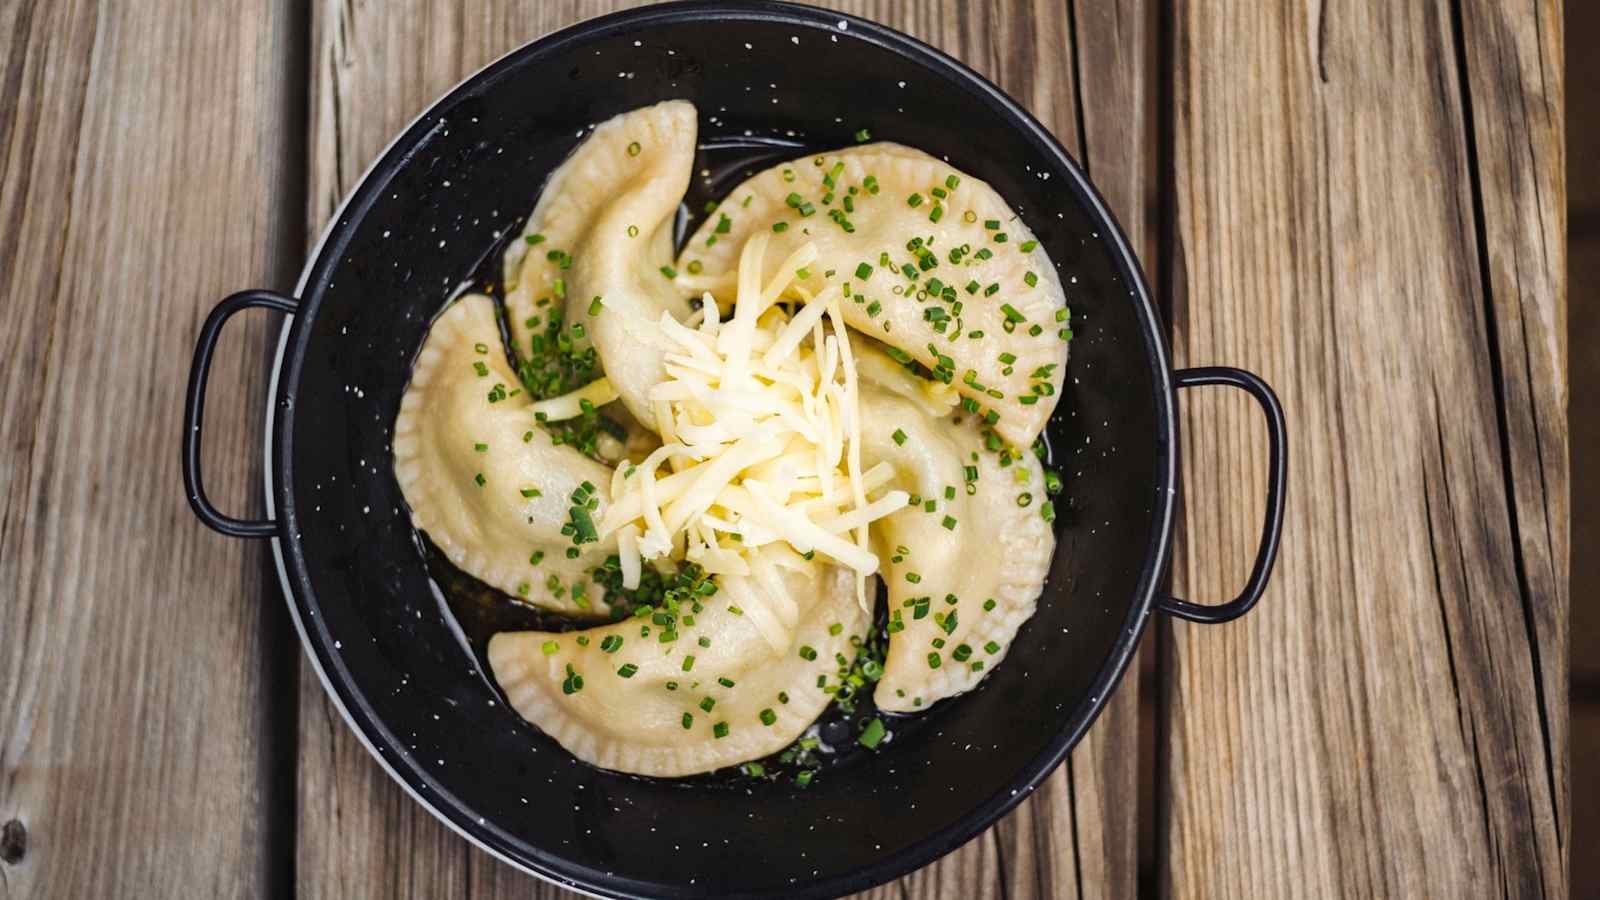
xmin=744 ymin=42 xmax=752 ymax=50
xmin=362 ymin=505 xmax=370 ymax=514
xmin=442 ymin=180 xmax=450 ymax=187
xmin=381 ymin=230 xmax=390 ymax=238
xmin=790 ymin=35 xmax=799 ymax=44
xmin=633 ymin=39 xmax=641 ymax=46
xmin=438 ymin=240 xmax=445 ymax=248
xmin=334 ymin=640 xmax=342 ymax=649
xmin=898 ymin=80 xmax=906 ymax=88
xmin=838 ymin=19 xmax=849 ymax=29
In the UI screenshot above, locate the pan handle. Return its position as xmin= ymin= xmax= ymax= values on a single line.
xmin=1158 ymin=366 xmax=1287 ymax=624
xmin=182 ymin=289 xmax=297 ymax=538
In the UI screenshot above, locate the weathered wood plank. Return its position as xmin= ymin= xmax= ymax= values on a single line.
xmin=1160 ymin=0 xmax=1565 ymax=897
xmin=0 ymin=0 xmax=302 ymax=896
xmin=1456 ymin=0 xmax=1567 ymax=864
xmin=298 ymin=1 xmax=1149 ymax=898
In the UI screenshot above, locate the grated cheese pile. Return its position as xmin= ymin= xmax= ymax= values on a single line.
xmin=599 ymin=232 xmax=909 ymax=611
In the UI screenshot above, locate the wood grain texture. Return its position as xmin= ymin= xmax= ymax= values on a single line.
xmin=1161 ymin=0 xmax=1566 ymax=898
xmin=297 ymin=1 xmax=1149 ymax=898
xmin=0 ymin=0 xmax=302 ymax=896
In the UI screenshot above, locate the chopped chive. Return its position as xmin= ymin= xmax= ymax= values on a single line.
xmin=942 ymin=515 xmax=958 ymax=530
xmin=892 ymin=428 xmax=908 ymax=445
xmin=525 ymin=233 xmax=546 ymax=245
xmin=855 ymin=262 xmax=874 ymax=280
xmin=855 ymin=127 xmax=872 ymax=142
xmin=699 ymin=697 xmax=716 ymax=712
xmin=617 ymin=663 xmax=638 ymax=678
xmin=588 ymin=296 xmax=604 ymax=316
xmin=1020 ymin=239 xmax=1038 ymax=252
xmin=940 ymin=610 xmax=958 ymax=635
xmin=682 ymin=712 xmax=693 ymax=729
xmin=474 ymin=472 xmax=486 ymax=487
xmin=907 ymin=193 xmax=924 ymax=208
xmin=520 ymin=487 xmax=541 ymax=498
xmin=472 ymin=361 xmax=489 ymax=377
xmin=682 ymin=655 xmax=696 ymax=671
xmin=984 ymin=598 xmax=997 ymax=611
xmin=659 ymin=265 xmax=677 ymax=279
xmin=799 ymin=645 xmax=818 ymax=661
xmin=541 ymin=640 xmax=559 ymax=655
xmin=859 ymin=717 xmax=886 ymax=748
xmin=772 ymin=221 xmax=789 ymax=232
xmin=866 ymin=300 xmax=882 ymax=317
xmin=760 ymin=708 xmax=778 ymax=726
xmin=927 ymin=652 xmax=942 ymax=669
xmin=905 ymin=572 xmax=922 ymax=584
xmin=626 ymin=224 xmax=639 ymax=237
xmin=713 ymin=722 xmax=729 ymax=739
xmin=1000 ymin=303 xmax=1026 ymax=323
xmin=929 ymin=205 xmax=945 ymax=223
xmin=600 ymin=635 xmax=623 ymax=653
xmin=626 ymin=141 xmax=642 ymax=157
xmin=1024 ymin=272 xmax=1039 ymax=287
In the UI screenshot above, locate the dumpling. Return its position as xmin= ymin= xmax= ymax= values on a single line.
xmin=678 ymin=143 xmax=1069 ymax=447
xmin=852 ymin=376 xmax=1054 ymax=712
xmin=393 ymin=294 xmax=617 ymax=615
xmin=489 ymin=552 xmax=868 ymax=777
xmin=502 ymin=99 xmax=699 ymax=432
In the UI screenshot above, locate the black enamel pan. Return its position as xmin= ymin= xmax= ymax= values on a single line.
xmin=182 ymin=3 xmax=1286 ymax=897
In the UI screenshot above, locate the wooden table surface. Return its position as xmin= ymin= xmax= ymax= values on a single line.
xmin=0 ymin=1 xmax=1567 ymax=897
